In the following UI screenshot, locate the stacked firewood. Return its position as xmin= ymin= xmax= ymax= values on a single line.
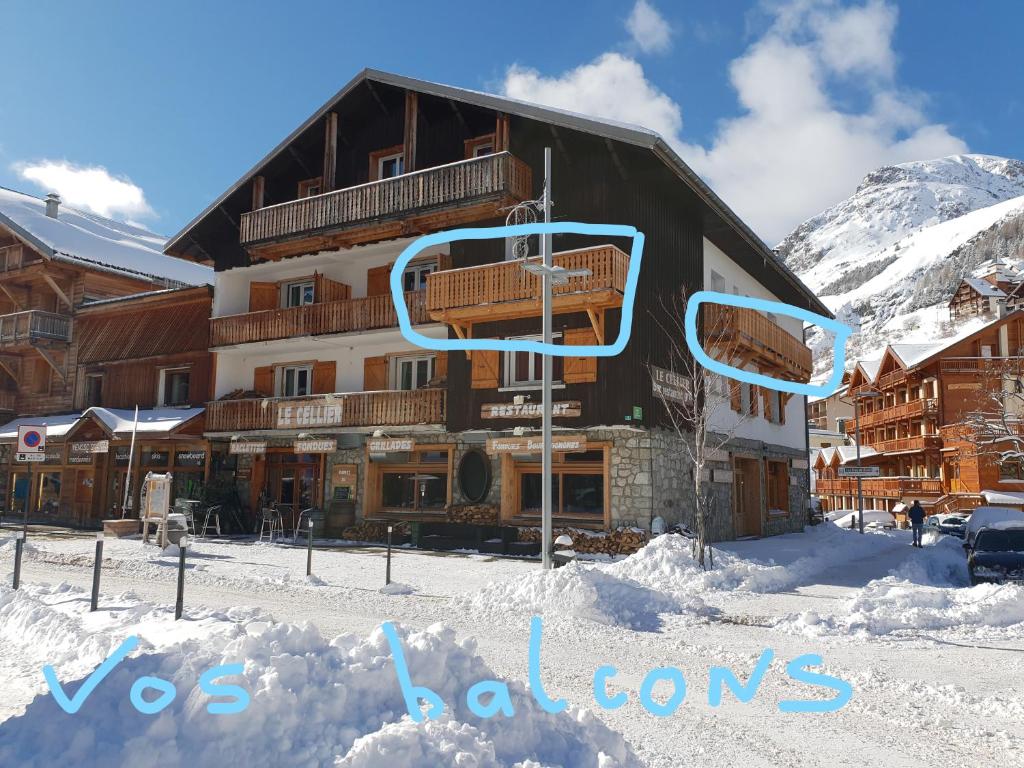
xmin=448 ymin=504 xmax=499 ymax=525
xmin=341 ymin=521 xmax=408 ymax=542
xmin=516 ymin=526 xmax=649 ymax=555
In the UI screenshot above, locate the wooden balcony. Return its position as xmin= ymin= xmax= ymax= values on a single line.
xmin=0 ymin=389 xmax=16 ymax=412
xmin=0 ymin=244 xmax=25 ymax=272
xmin=866 ymin=435 xmax=943 ymax=453
xmin=239 ymin=152 xmax=532 ymax=258
xmin=816 ymin=476 xmax=944 ymax=498
xmin=205 ymin=388 xmax=446 ymax=433
xmin=0 ymin=310 xmax=72 ymax=347
xmin=703 ymin=305 xmax=813 ymax=381
xmin=211 ymin=290 xmax=428 ymax=348
xmin=940 ymin=356 xmax=1024 ymax=374
xmin=426 ymin=244 xmax=629 ymax=337
xmin=844 ymin=398 xmax=938 ymax=431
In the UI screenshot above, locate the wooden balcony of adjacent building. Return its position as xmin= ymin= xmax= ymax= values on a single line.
xmin=0 ymin=310 xmax=72 ymax=349
xmin=425 ymin=244 xmax=629 ymax=343
xmin=816 ymin=476 xmax=944 ymax=498
xmin=844 ymin=398 xmax=938 ymax=431
xmin=239 ymin=152 xmax=532 ymax=260
xmin=702 ymin=305 xmax=813 ymax=382
xmin=940 ymin=356 xmax=1024 ymax=374
xmin=210 ymin=289 xmax=429 ymax=348
xmin=205 ymin=388 xmax=446 ymax=433
xmin=863 ymin=434 xmax=943 ymax=454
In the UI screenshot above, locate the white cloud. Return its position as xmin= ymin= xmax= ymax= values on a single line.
xmin=500 ymin=0 xmax=967 ymax=244
xmin=626 ymin=0 xmax=672 ymax=54
xmin=13 ymin=159 xmax=155 ymax=221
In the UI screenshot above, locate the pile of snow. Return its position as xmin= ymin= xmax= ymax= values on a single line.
xmin=380 ymin=581 xmax=415 ymax=595
xmin=0 ymin=584 xmax=638 ymax=767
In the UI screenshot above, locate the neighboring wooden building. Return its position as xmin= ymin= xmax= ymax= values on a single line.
xmin=806 ymin=372 xmax=854 ymax=432
xmin=165 ymin=69 xmax=824 ymax=541
xmin=814 ymin=310 xmax=1024 ymax=519
xmin=948 ymin=261 xmax=1024 ymax=323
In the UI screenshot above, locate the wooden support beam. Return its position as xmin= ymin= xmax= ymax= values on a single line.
xmin=452 ymin=322 xmax=471 ymax=360
xmin=605 ymin=138 xmax=627 ymax=181
xmin=0 ymin=282 xmax=23 ymax=311
xmin=403 ymin=91 xmax=418 ymax=173
xmin=251 ymin=175 xmax=265 ymax=211
xmin=322 ymin=112 xmax=338 ymax=192
xmin=495 ymin=113 xmax=510 ymax=152
xmin=586 ymin=309 xmax=605 ymax=345
xmin=366 ymin=80 xmax=390 ymax=116
xmin=41 ymin=273 xmax=72 ymax=310
xmin=287 ymin=146 xmax=315 ymax=177
xmin=550 ymin=125 xmax=570 ymax=164
xmin=34 ymin=346 xmax=65 ymax=384
xmin=448 ymin=99 xmax=469 ymax=131
xmin=218 ymin=205 xmax=238 ymax=228
xmin=0 ymin=356 xmax=19 ymax=385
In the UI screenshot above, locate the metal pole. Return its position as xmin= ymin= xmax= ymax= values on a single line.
xmin=122 ymin=405 xmax=139 ymax=518
xmin=306 ymin=518 xmax=313 ymax=577
xmin=90 ymin=533 xmax=104 ymax=611
xmin=12 ymin=531 xmax=24 ymax=589
xmin=855 ymin=396 xmax=864 ymax=534
xmin=174 ymin=542 xmax=186 ymax=620
xmin=541 ymin=147 xmax=554 ymax=570
xmin=385 ymin=525 xmax=393 ymax=585
xmin=23 ymin=458 xmax=32 ymax=536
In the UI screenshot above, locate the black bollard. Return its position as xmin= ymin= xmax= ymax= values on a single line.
xmin=385 ymin=525 xmax=393 ymax=586
xmin=90 ymin=533 xmax=104 ymax=611
xmin=306 ymin=518 xmax=313 ymax=577
xmin=12 ymin=531 xmax=24 ymax=589
xmin=174 ymin=537 xmax=188 ymax=620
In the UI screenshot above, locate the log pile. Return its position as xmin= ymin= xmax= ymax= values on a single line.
xmin=516 ymin=526 xmax=649 ymax=556
xmin=448 ymin=504 xmax=499 ymax=525
xmin=341 ymin=521 xmax=409 ymax=542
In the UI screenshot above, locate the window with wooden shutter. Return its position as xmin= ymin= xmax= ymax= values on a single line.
xmin=563 ymin=327 xmax=598 ymax=384
xmin=253 ymin=365 xmax=274 ymax=396
xmin=730 ymin=381 xmax=741 ymax=412
xmin=314 ymin=273 xmax=351 ymax=303
xmin=363 ymin=355 xmax=388 ymax=391
xmin=434 ymin=352 xmax=448 ymax=381
xmin=761 ymin=387 xmax=773 ymax=422
xmin=471 ymin=350 xmax=500 ymax=389
xmin=312 ymin=361 xmax=337 ymax=394
xmin=436 ymin=253 xmax=452 ymax=272
xmin=249 ymin=282 xmax=278 ymax=312
xmin=366 ymin=264 xmax=393 ymax=297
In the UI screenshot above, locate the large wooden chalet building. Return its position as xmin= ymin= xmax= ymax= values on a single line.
xmin=165 ymin=69 xmax=825 ymax=541
xmin=0 ymin=187 xmax=213 ymax=524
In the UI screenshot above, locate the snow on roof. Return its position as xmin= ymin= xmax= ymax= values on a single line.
xmin=836 ymin=445 xmax=876 ymax=464
xmin=858 ymin=359 xmax=882 ymax=380
xmin=84 ymin=407 xmax=204 ymax=435
xmin=0 ymin=412 xmax=83 ymax=440
xmin=889 ymin=343 xmax=945 ymax=368
xmin=980 ymin=490 xmax=1024 ymax=506
xmin=962 ymin=277 xmax=1007 ymax=297
xmin=0 ymin=186 xmax=212 ymax=286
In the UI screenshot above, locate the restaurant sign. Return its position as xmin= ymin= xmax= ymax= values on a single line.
xmin=229 ymin=440 xmax=267 ymax=455
xmin=367 ymin=437 xmax=415 ymax=453
xmin=650 ymin=365 xmax=692 ymax=406
xmin=276 ymin=400 xmax=344 ymax=429
xmin=485 ymin=433 xmax=587 ymax=454
xmin=294 ymin=438 xmax=337 ymax=454
xmin=70 ymin=440 xmax=110 ymax=454
xmin=480 ymin=401 xmax=581 ymax=419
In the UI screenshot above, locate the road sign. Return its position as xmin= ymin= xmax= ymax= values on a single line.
xmin=16 ymin=452 xmax=45 ymax=463
xmin=17 ymin=425 xmax=46 ymax=454
xmin=838 ymin=465 xmax=881 ymax=477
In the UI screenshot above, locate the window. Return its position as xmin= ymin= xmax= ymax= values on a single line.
xmin=740 ymin=382 xmax=754 ymax=415
xmin=465 ymin=134 xmax=496 ymax=158
xmin=767 ymin=389 xmax=784 ymax=424
xmin=298 ymin=177 xmax=322 ymax=198
xmin=280 ymin=365 xmax=313 ymax=397
xmin=85 ymin=373 xmax=103 ymax=407
xmin=378 ymin=152 xmax=404 ymax=179
xmin=999 ymin=461 xmax=1024 ymax=481
xmin=394 ymin=355 xmax=434 ymax=390
xmin=377 ymin=447 xmax=451 ymax=513
xmin=283 ymin=281 xmax=315 ymax=308
xmin=516 ymin=448 xmax=605 ymax=520
xmin=160 ymin=368 xmax=191 ymax=407
xmin=402 ymin=262 xmax=436 ymax=292
xmin=504 ymin=334 xmax=562 ymax=388
xmin=766 ymin=461 xmax=790 ymax=513
xmin=31 ymin=359 xmax=50 ymax=395
xmin=710 ymin=270 xmax=726 ymax=293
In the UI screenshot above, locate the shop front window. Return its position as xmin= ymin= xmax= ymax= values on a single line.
xmin=38 ymin=471 xmax=62 ymax=516
xmin=516 ymin=448 xmax=605 ymax=520
xmin=381 ymin=471 xmax=447 ymax=511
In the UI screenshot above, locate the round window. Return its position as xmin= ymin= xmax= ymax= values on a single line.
xmin=457 ymin=449 xmax=492 ymax=503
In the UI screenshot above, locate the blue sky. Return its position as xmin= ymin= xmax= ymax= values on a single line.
xmin=2 ymin=1 xmax=1022 ymax=244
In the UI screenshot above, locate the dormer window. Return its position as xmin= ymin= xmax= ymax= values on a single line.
xmin=465 ymin=134 xmax=496 ymax=158
xmin=298 ymin=177 xmax=323 ymax=198
xmin=369 ymin=145 xmax=406 ymax=181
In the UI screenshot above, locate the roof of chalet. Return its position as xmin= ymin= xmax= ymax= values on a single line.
xmin=951 ymin=277 xmax=1007 ymax=301
xmin=816 ymin=445 xmax=877 ymax=466
xmin=888 ymin=343 xmax=944 ymax=368
xmin=857 ymin=359 xmax=882 ymax=381
xmin=0 ymin=186 xmax=213 ymax=287
xmin=164 ymin=68 xmax=827 ymax=316
xmin=0 ymin=407 xmax=205 ymax=442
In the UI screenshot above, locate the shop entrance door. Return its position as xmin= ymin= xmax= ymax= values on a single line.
xmin=265 ymin=454 xmax=317 ymax=533
xmin=733 ymin=457 xmax=764 ymax=538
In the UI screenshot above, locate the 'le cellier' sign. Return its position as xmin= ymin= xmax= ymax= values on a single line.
xmin=486 ymin=433 xmax=587 ymax=454
xmin=277 ymin=400 xmax=343 ymax=429
xmin=481 ymin=401 xmax=581 ymax=419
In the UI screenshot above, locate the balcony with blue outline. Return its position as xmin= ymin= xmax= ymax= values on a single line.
xmin=702 ymin=304 xmax=813 ymax=384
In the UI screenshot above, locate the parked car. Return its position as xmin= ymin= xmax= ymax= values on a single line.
xmin=925 ymin=514 xmax=968 ymax=539
xmin=831 ymin=509 xmax=896 ymax=530
xmin=967 ymin=523 xmax=1024 ymax=585
xmin=964 ymin=507 xmax=1024 ymax=549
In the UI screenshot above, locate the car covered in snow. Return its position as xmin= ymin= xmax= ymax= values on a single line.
xmin=967 ymin=523 xmax=1024 ymax=585
xmin=830 ymin=509 xmax=896 ymax=530
xmin=964 ymin=507 xmax=1024 ymax=549
xmin=925 ymin=513 xmax=968 ymax=538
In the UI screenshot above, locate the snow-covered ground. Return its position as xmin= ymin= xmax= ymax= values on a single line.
xmin=2 ymin=525 xmax=1023 ymax=767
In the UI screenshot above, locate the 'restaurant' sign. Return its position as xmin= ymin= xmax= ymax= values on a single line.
xmin=485 ymin=433 xmax=587 ymax=454
xmin=481 ymin=401 xmax=581 ymax=419
xmin=650 ymin=365 xmax=692 ymax=406
xmin=295 ymin=438 xmax=336 ymax=453
xmin=71 ymin=440 xmax=110 ymax=454
xmin=276 ymin=400 xmax=344 ymax=429
xmin=230 ymin=440 xmax=267 ymax=455
xmin=367 ymin=437 xmax=415 ymax=453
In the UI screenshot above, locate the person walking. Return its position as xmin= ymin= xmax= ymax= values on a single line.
xmin=908 ymin=500 xmax=926 ymax=547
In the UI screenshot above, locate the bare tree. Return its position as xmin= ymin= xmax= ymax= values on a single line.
xmin=963 ymin=354 xmax=1024 ymax=468
xmin=648 ymin=287 xmax=756 ymax=569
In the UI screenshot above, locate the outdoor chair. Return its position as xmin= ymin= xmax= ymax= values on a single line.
xmin=258 ymin=507 xmax=283 ymax=543
xmin=198 ymin=505 xmax=222 ymax=539
xmin=294 ymin=507 xmax=322 ymax=540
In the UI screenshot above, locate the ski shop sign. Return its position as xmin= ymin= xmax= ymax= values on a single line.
xmin=276 ymin=400 xmax=343 ymax=429
xmin=481 ymin=401 xmax=581 ymax=419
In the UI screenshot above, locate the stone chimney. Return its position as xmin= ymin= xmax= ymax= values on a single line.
xmin=44 ymin=193 xmax=61 ymax=219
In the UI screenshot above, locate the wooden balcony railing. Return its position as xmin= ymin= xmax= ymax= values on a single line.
xmin=0 ymin=244 xmax=25 ymax=272
xmin=0 ymin=310 xmax=72 ymax=346
xmin=426 ymin=245 xmax=629 ymax=324
xmin=865 ymin=435 xmax=943 ymax=453
xmin=240 ymin=152 xmax=532 ymax=246
xmin=844 ymin=398 xmax=938 ymax=431
xmin=211 ymin=290 xmax=428 ymax=347
xmin=940 ymin=356 xmax=1024 ymax=374
xmin=703 ymin=305 xmax=813 ymax=381
xmin=205 ymin=388 xmax=446 ymax=432
xmin=816 ymin=476 xmax=944 ymax=497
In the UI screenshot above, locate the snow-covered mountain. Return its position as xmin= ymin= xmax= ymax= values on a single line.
xmin=777 ymin=154 xmax=1024 ymax=379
